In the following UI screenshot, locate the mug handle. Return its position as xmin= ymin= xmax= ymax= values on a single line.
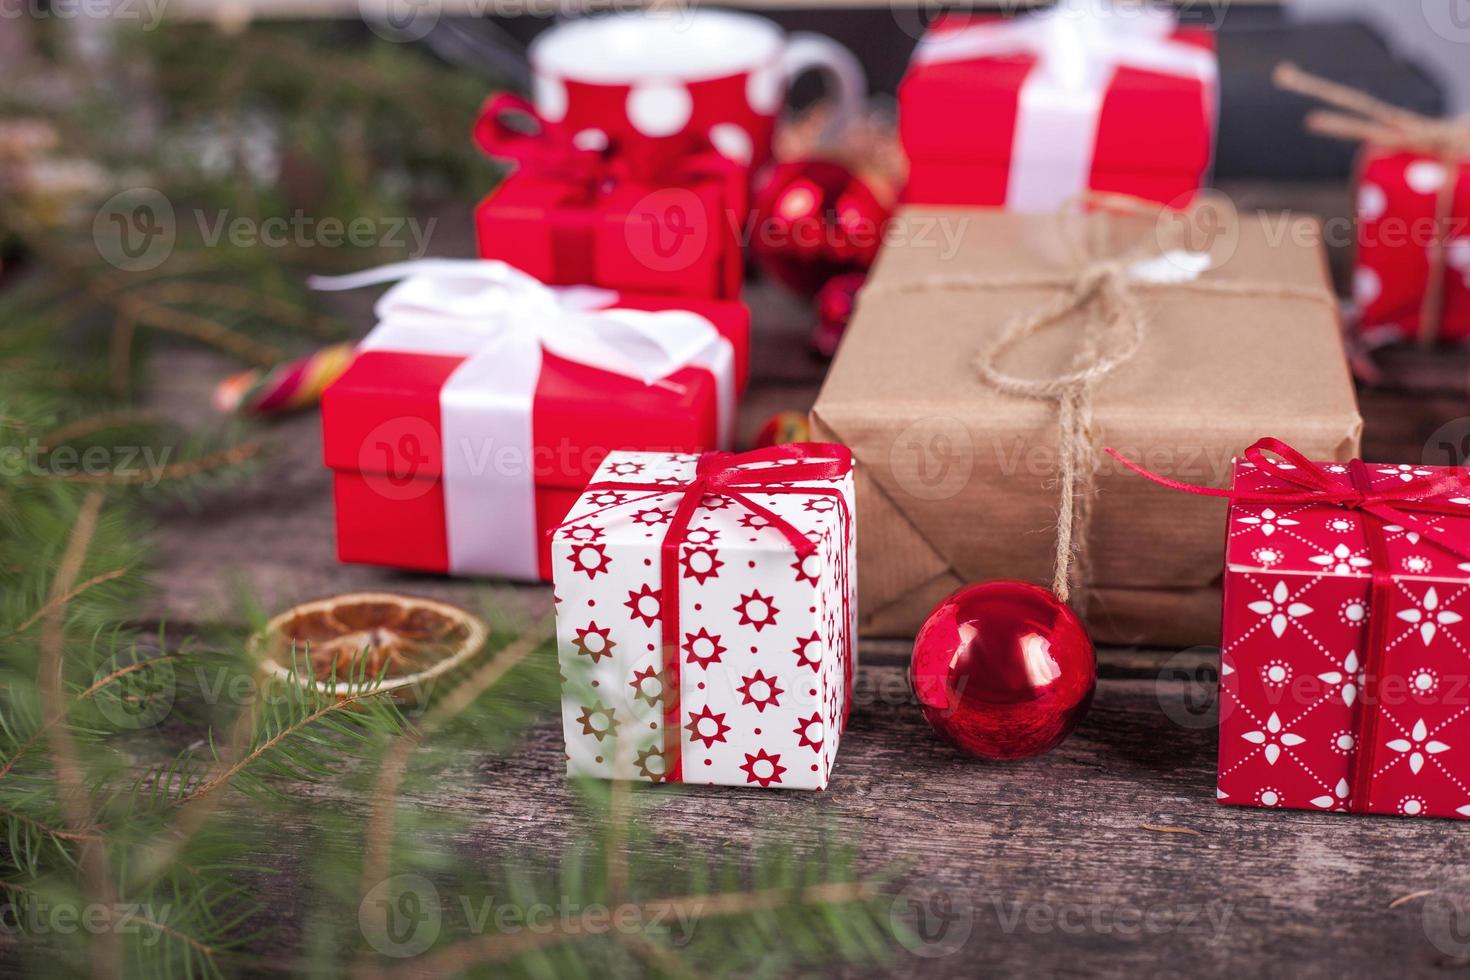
xmin=782 ymin=32 xmax=866 ymax=131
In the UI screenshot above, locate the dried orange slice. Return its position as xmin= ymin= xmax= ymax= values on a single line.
xmin=255 ymin=592 xmax=487 ymax=700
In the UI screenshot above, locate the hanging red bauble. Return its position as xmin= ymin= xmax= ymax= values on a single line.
xmin=909 ymin=581 xmax=1096 ymax=760
xmin=811 ymin=270 xmax=866 ymax=359
xmin=750 ymin=159 xmax=890 ymax=298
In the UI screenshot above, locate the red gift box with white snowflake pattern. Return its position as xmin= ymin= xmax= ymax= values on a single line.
xmin=1219 ymin=456 xmax=1470 ymax=820
xmin=1351 ymin=149 xmax=1470 ymax=345
xmin=552 ymin=449 xmax=856 ymax=791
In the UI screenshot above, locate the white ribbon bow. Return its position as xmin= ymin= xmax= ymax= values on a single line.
xmin=312 ymin=259 xmax=736 ymax=580
xmin=913 ymin=0 xmax=1218 ymax=212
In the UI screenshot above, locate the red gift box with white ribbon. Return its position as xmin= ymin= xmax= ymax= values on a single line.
xmin=1118 ymin=438 xmax=1470 ymax=819
xmin=553 ymin=446 xmax=857 ymax=790
xmin=899 ymin=2 xmax=1217 ymax=212
xmin=317 ymin=260 xmax=748 ymax=582
xmin=473 ymin=94 xmax=746 ymax=301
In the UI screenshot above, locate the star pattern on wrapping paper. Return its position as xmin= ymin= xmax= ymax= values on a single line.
xmin=560 ymin=523 xmax=604 ymax=544
xmin=791 ymin=552 xmax=821 ymax=584
xmin=576 ymin=700 xmax=617 ymax=742
xmin=586 ymin=490 xmax=630 ymax=509
xmin=631 ymin=507 xmax=673 ymax=527
xmin=1316 ymin=650 xmax=1362 ymax=707
xmin=571 ymin=621 xmax=616 ymax=663
xmin=684 ymin=705 xmax=731 ymax=748
xmin=1386 ymin=718 xmax=1452 ymax=776
xmin=1246 ymin=581 xmax=1314 ymax=638
xmin=737 ymin=669 xmax=784 ymax=712
xmin=734 ymin=590 xmax=780 ymax=631
xmin=566 ymin=542 xmax=612 ymax=579
xmin=794 ymin=713 xmax=825 ymax=751
xmin=1395 ymin=585 xmax=1464 ymax=646
xmin=1241 ymin=711 xmax=1306 ymax=765
xmin=682 ymin=527 xmax=720 ymax=546
xmin=625 ymin=584 xmax=662 ymax=627
xmin=803 ymin=497 xmax=837 ymax=514
xmin=738 ymin=512 xmax=773 ymax=531
xmin=792 ymin=632 xmax=823 ymax=673
xmin=682 ymin=628 xmax=726 ymax=670
xmin=1308 ymin=543 xmax=1373 ymax=576
xmin=1378 ymin=464 xmax=1433 ymax=483
xmin=607 ymin=460 xmax=645 ymax=477
xmin=1235 ymin=508 xmax=1298 ymax=536
xmin=740 ymin=748 xmax=786 ymax=787
xmin=634 ymin=746 xmax=668 ymax=783
xmin=628 ymin=665 xmax=663 ymax=708
xmin=700 ymin=493 xmax=731 ymax=510
xmin=680 ymin=546 xmax=724 ymax=584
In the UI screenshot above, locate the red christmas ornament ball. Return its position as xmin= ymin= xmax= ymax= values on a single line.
xmin=811 ymin=270 xmax=866 ymax=359
xmin=909 ymin=581 xmax=1096 ymax=760
xmin=750 ymin=159 xmax=889 ymax=297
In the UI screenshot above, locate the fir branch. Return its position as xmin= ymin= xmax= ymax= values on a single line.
xmin=13 ymin=566 xmax=132 ymax=634
xmin=36 ymin=487 xmax=122 ymax=980
xmin=41 ymin=440 xmax=262 ymax=486
xmin=38 ymin=410 xmax=163 ymax=450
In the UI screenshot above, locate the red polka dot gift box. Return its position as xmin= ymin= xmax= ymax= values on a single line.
xmin=473 ymin=93 xmax=746 ymax=302
xmin=899 ymin=2 xmax=1217 ymax=212
xmin=1122 ymin=439 xmax=1470 ymax=820
xmin=318 ymin=260 xmax=749 ymax=583
xmin=552 ymin=445 xmax=856 ymax=791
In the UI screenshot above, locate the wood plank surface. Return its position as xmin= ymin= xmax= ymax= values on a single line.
xmin=123 ymin=187 xmax=1470 ymax=976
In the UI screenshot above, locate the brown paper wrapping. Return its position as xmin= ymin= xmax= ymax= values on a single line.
xmin=810 ymin=206 xmax=1363 ymax=647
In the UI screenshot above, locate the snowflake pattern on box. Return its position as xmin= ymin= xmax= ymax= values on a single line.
xmin=1219 ymin=457 xmax=1470 ymax=819
xmin=553 ymin=450 xmax=857 ymax=791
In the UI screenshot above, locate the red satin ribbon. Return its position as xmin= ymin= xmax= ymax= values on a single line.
xmin=563 ymin=444 xmax=855 ymax=785
xmin=1108 ymin=436 xmax=1470 ymax=812
xmin=474 ymin=92 xmax=727 ymax=189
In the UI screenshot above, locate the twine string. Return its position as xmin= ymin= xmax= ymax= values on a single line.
xmin=865 ymin=194 xmax=1334 ymax=612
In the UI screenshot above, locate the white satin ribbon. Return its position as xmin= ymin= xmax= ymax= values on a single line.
xmin=311 ymin=259 xmax=736 ymax=580
xmin=913 ymin=0 xmax=1217 ymax=212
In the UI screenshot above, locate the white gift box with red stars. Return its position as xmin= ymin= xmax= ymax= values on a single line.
xmin=552 ymin=448 xmax=857 ymax=790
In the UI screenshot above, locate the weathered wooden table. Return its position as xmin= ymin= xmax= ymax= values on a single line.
xmin=136 ymin=185 xmax=1470 ymax=977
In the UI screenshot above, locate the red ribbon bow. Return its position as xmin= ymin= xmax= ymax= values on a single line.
xmin=474 ymin=92 xmax=730 ymax=190
xmin=560 ymin=443 xmax=855 ymax=784
xmin=1109 ymin=436 xmax=1470 ymax=812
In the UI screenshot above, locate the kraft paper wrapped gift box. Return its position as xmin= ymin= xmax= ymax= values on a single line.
xmin=810 ymin=207 xmax=1363 ymax=647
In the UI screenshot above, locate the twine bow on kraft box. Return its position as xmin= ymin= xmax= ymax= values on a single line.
xmin=811 ymin=198 xmax=1363 ymax=647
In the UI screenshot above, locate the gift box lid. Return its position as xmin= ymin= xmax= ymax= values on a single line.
xmin=322 ymin=348 xmax=724 ymax=492
xmin=1225 ymin=458 xmax=1470 ymax=582
xmin=900 ymin=13 xmax=1216 ymax=176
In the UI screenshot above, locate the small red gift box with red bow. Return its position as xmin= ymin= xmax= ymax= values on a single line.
xmin=317 ymin=260 xmax=749 ymax=583
xmin=1185 ymin=440 xmax=1470 ymax=820
xmin=1352 ymin=150 xmax=1470 ymax=346
xmin=473 ymin=94 xmax=747 ymax=300
xmin=899 ymin=5 xmax=1217 ymax=211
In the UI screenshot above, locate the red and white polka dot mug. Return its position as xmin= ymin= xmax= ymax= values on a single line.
xmin=528 ymin=10 xmax=865 ymax=171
